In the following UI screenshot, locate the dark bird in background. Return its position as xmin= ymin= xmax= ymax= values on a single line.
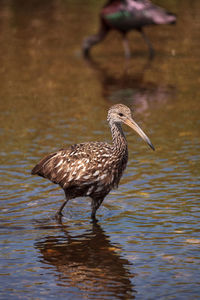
xmin=31 ymin=104 xmax=154 ymax=221
xmin=82 ymin=0 xmax=176 ymax=59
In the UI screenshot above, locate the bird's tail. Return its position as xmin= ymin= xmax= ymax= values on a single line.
xmin=31 ymin=152 xmax=56 ymax=176
xmin=150 ymin=7 xmax=176 ymax=25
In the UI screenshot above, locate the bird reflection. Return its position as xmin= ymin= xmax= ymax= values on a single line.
xmin=84 ymin=58 xmax=176 ymax=116
xmin=35 ymin=221 xmax=136 ymax=299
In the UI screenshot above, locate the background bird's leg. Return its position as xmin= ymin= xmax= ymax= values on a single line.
xmin=82 ymin=22 xmax=108 ymax=58
xmin=122 ymin=34 xmax=131 ymax=59
xmin=55 ymin=193 xmax=69 ymax=219
xmin=91 ymin=198 xmax=104 ymax=221
xmin=139 ymin=29 xmax=154 ymax=59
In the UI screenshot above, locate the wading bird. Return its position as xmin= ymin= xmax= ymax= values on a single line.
xmin=82 ymin=0 xmax=176 ymax=59
xmin=31 ymin=104 xmax=154 ymax=221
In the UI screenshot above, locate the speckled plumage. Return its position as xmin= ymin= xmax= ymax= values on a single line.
xmin=82 ymin=0 xmax=176 ymax=58
xmin=31 ymin=104 xmax=154 ymax=221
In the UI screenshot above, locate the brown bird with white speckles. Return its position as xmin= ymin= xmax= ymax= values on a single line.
xmin=31 ymin=104 xmax=155 ymax=221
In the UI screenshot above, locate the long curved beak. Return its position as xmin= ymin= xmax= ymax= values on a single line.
xmin=124 ymin=118 xmax=155 ymax=151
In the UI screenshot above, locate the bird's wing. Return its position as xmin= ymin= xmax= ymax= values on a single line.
xmin=31 ymin=149 xmax=70 ymax=184
xmin=31 ymin=142 xmax=112 ymax=189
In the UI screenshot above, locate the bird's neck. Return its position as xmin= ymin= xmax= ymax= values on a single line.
xmin=110 ymin=122 xmax=128 ymax=155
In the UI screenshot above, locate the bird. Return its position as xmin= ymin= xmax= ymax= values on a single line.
xmin=82 ymin=0 xmax=176 ymax=59
xmin=31 ymin=104 xmax=155 ymax=221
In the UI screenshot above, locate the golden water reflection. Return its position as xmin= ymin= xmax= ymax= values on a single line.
xmin=0 ymin=0 xmax=200 ymax=299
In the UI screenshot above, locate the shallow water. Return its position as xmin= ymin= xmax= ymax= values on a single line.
xmin=0 ymin=0 xmax=200 ymax=299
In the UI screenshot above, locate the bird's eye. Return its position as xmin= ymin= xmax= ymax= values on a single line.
xmin=119 ymin=113 xmax=124 ymax=117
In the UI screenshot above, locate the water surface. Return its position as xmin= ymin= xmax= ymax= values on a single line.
xmin=0 ymin=1 xmax=200 ymax=299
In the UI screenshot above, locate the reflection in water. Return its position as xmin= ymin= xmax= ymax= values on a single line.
xmin=84 ymin=58 xmax=176 ymax=116
xmin=35 ymin=221 xmax=136 ymax=299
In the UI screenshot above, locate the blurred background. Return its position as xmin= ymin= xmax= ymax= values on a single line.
xmin=0 ymin=0 xmax=200 ymax=299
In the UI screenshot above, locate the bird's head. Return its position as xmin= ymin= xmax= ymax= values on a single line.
xmin=107 ymin=104 xmax=155 ymax=150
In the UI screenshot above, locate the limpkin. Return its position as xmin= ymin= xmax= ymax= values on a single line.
xmin=31 ymin=104 xmax=154 ymax=221
xmin=82 ymin=0 xmax=176 ymax=59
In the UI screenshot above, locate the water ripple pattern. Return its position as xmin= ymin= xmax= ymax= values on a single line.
xmin=0 ymin=1 xmax=200 ymax=299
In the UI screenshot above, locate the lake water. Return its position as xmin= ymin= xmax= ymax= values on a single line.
xmin=0 ymin=0 xmax=200 ymax=299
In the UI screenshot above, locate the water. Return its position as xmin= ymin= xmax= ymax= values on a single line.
xmin=0 ymin=0 xmax=200 ymax=299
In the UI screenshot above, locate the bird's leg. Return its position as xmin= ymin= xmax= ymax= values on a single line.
xmin=139 ymin=29 xmax=155 ymax=60
xmin=91 ymin=198 xmax=104 ymax=222
xmin=91 ymin=203 xmax=98 ymax=222
xmin=82 ymin=23 xmax=108 ymax=58
xmin=122 ymin=34 xmax=131 ymax=59
xmin=55 ymin=193 xmax=69 ymax=219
